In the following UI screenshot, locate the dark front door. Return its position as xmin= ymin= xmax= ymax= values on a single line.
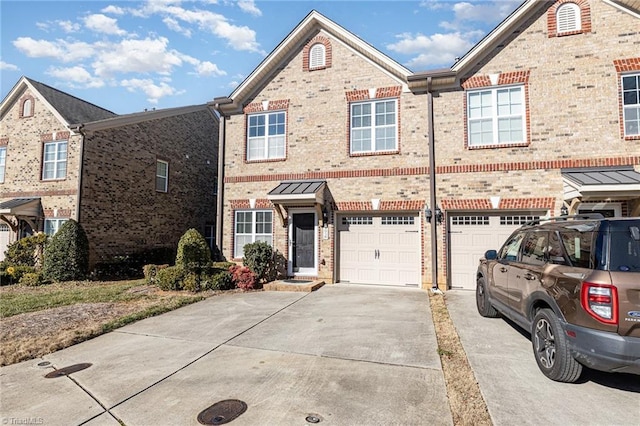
xmin=293 ymin=213 xmax=315 ymax=271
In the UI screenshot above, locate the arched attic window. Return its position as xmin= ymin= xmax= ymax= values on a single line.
xmin=309 ymin=43 xmax=326 ymax=69
xmin=21 ymin=97 xmax=34 ymax=118
xmin=556 ymin=3 xmax=581 ymax=34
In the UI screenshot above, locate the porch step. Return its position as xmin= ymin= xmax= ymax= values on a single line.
xmin=263 ymin=280 xmax=325 ymax=292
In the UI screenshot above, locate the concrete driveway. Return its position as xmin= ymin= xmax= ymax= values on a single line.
xmin=0 ymin=285 xmax=452 ymax=426
xmin=446 ymin=290 xmax=640 ymax=426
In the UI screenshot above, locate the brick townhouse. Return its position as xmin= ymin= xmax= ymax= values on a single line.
xmin=214 ymin=0 xmax=639 ymax=290
xmin=0 ymin=77 xmax=219 ymax=268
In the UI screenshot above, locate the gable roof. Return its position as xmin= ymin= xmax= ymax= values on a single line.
xmin=0 ymin=76 xmax=116 ymax=126
xmin=214 ymin=10 xmax=412 ymax=114
xmin=410 ymin=0 xmax=639 ymax=90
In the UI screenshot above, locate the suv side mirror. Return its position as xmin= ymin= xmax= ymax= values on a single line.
xmin=630 ymin=226 xmax=640 ymax=241
xmin=484 ymin=250 xmax=497 ymax=260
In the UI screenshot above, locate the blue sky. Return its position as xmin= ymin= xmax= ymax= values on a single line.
xmin=1 ymin=0 xmax=522 ymax=114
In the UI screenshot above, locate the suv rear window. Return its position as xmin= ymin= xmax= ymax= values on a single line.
xmin=608 ymin=221 xmax=640 ymax=272
xmin=559 ymin=225 xmax=596 ymax=268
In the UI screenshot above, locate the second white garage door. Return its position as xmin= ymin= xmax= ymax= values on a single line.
xmin=338 ymin=214 xmax=421 ymax=287
xmin=449 ymin=214 xmax=541 ymax=290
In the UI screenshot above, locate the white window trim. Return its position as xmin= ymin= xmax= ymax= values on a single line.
xmin=467 ymin=84 xmax=527 ymax=148
xmin=622 ymin=73 xmax=640 ymax=137
xmin=577 ymin=202 xmax=622 ymax=217
xmin=556 ymin=3 xmax=581 ymax=34
xmin=234 ymin=210 xmax=273 ymax=258
xmin=22 ymin=98 xmax=32 ymax=117
xmin=156 ymin=159 xmax=169 ymax=192
xmin=309 ymin=43 xmax=326 ymax=68
xmin=350 ymin=98 xmax=398 ymax=154
xmin=42 ymin=140 xmax=67 ymax=180
xmin=0 ymin=146 xmax=6 ymax=183
xmin=246 ymin=111 xmax=286 ymax=161
xmin=287 ymin=208 xmax=318 ymax=277
xmin=44 ymin=218 xmax=67 ymax=236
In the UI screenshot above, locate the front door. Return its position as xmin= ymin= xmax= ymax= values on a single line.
xmin=291 ymin=212 xmax=316 ymax=275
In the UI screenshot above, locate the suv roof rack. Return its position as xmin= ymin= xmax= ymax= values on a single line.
xmin=523 ymin=213 xmax=605 ymax=227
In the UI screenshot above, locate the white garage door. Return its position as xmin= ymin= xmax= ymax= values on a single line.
xmin=449 ymin=214 xmax=540 ymax=290
xmin=338 ymin=214 xmax=421 ymax=286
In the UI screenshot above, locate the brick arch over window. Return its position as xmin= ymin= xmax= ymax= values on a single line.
xmin=547 ymin=0 xmax=591 ymax=38
xmin=19 ymin=95 xmax=35 ymax=118
xmin=303 ymin=35 xmax=332 ymax=71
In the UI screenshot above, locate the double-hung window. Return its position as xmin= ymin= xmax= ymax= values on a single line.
xmin=350 ymin=99 xmax=397 ymax=154
xmin=467 ymin=85 xmax=525 ymax=147
xmin=0 ymin=147 xmax=6 ymax=183
xmin=234 ymin=210 xmax=273 ymax=257
xmin=42 ymin=140 xmax=67 ymax=180
xmin=44 ymin=218 xmax=67 ymax=236
xmin=623 ymin=73 xmax=640 ymax=137
xmin=247 ymin=111 xmax=286 ymax=161
xmin=156 ymin=159 xmax=169 ymax=192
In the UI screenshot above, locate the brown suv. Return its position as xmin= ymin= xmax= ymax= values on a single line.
xmin=476 ymin=215 xmax=640 ymax=382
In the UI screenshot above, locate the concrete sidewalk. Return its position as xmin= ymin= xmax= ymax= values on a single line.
xmin=446 ymin=290 xmax=640 ymax=426
xmin=1 ymin=285 xmax=452 ymax=426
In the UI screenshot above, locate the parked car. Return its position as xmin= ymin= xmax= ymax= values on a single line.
xmin=476 ymin=215 xmax=640 ymax=382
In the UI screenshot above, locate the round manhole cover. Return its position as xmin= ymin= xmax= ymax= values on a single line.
xmin=44 ymin=363 xmax=92 ymax=378
xmin=197 ymin=399 xmax=247 ymax=425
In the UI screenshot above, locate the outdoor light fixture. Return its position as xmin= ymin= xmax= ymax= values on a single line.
xmin=561 ymin=205 xmax=569 ymax=216
xmin=425 ymin=206 xmax=444 ymax=224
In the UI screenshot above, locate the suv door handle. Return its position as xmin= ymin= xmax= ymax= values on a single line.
xmin=524 ymin=273 xmax=537 ymax=281
xmin=500 ymin=267 xmax=508 ymax=273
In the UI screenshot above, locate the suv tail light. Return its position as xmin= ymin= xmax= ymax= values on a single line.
xmin=581 ymin=282 xmax=618 ymax=325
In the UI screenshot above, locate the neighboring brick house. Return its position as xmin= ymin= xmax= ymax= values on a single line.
xmin=213 ymin=2 xmax=639 ymax=290
xmin=408 ymin=0 xmax=640 ymax=289
xmin=0 ymin=77 xmax=219 ymax=269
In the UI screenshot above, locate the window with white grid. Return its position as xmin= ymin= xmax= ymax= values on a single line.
xmin=381 ymin=216 xmax=415 ymax=225
xmin=467 ymin=86 xmax=526 ymax=147
xmin=500 ymin=216 xmax=539 ymax=225
xmin=341 ymin=216 xmax=373 ymax=226
xmin=556 ymin=3 xmax=581 ymax=33
xmin=623 ymin=73 xmax=640 ymax=137
xmin=451 ymin=216 xmax=490 ymax=226
xmin=234 ymin=210 xmax=273 ymax=257
xmin=247 ymin=111 xmax=286 ymax=161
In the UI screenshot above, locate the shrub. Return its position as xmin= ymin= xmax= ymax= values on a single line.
xmin=176 ymin=229 xmax=211 ymax=272
xmin=156 ymin=266 xmax=185 ymax=291
xmin=243 ymin=241 xmax=274 ymax=283
xmin=213 ymin=261 xmax=235 ymax=270
xmin=7 ymin=265 xmax=37 ymax=283
xmin=143 ymin=264 xmax=169 ymax=285
xmin=201 ymin=269 xmax=233 ymax=291
xmin=42 ymin=220 xmax=89 ymax=282
xmin=183 ymin=272 xmax=201 ymax=292
xmin=4 ymin=233 xmax=48 ymax=267
xmin=229 ymin=265 xmax=256 ymax=290
xmin=93 ymin=247 xmax=175 ymax=280
xmin=19 ymin=272 xmax=44 ymax=287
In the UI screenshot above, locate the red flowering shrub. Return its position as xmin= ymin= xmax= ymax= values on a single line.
xmin=229 ymin=265 xmax=257 ymax=290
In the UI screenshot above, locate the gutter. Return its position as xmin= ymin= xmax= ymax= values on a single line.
xmin=69 ymin=123 xmax=85 ymax=223
xmin=427 ymin=77 xmax=440 ymax=291
xmin=210 ymin=100 xmax=230 ymax=256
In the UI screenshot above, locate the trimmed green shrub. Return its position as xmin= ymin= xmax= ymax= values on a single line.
xmin=4 ymin=233 xmax=48 ymax=267
xmin=176 ymin=229 xmax=211 ymax=272
xmin=3 ymin=265 xmax=36 ymax=284
xmin=19 ymin=272 xmax=44 ymax=287
xmin=243 ymin=241 xmax=273 ymax=283
xmin=143 ymin=264 xmax=169 ymax=285
xmin=183 ymin=272 xmax=201 ymax=292
xmin=201 ymin=269 xmax=233 ymax=291
xmin=213 ymin=261 xmax=235 ymax=270
xmin=42 ymin=220 xmax=89 ymax=282
xmin=229 ymin=265 xmax=256 ymax=290
xmin=156 ymin=266 xmax=185 ymax=291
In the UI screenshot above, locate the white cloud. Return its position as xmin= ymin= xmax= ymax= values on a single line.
xmin=92 ymin=37 xmax=183 ymax=77
xmin=121 ymin=78 xmax=183 ymax=104
xmin=387 ymin=31 xmax=481 ymax=69
xmin=195 ymin=61 xmax=226 ymax=76
xmin=58 ymin=20 xmax=81 ymax=33
xmin=163 ymin=17 xmax=192 ymax=37
xmin=84 ymin=14 xmax=127 ymax=36
xmin=46 ymin=66 xmax=105 ymax=88
xmin=13 ymin=37 xmax=95 ymax=62
xmin=440 ymin=1 xmax=521 ymax=30
xmin=101 ymin=5 xmax=126 ymax=15
xmin=238 ymin=0 xmax=262 ymax=17
xmin=0 ymin=61 xmax=19 ymax=71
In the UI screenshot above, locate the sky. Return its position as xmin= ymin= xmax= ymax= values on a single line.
xmin=0 ymin=0 xmax=523 ymax=115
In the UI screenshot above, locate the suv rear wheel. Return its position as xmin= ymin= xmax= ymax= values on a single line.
xmin=532 ymin=308 xmax=582 ymax=382
xmin=476 ymin=276 xmax=499 ymax=318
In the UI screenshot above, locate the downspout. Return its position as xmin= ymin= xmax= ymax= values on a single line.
xmin=427 ymin=77 xmax=440 ymax=292
xmin=214 ymin=106 xmax=226 ymax=256
xmin=70 ymin=124 xmax=85 ymax=223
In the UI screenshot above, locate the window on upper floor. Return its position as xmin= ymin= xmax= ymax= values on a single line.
xmin=0 ymin=147 xmax=6 ymax=183
xmin=234 ymin=210 xmax=273 ymax=258
xmin=22 ymin=98 xmax=33 ymax=118
xmin=156 ymin=159 xmax=169 ymax=192
xmin=44 ymin=218 xmax=67 ymax=236
xmin=350 ymin=99 xmax=398 ymax=154
xmin=556 ymin=3 xmax=581 ymax=33
xmin=467 ymin=85 xmax=526 ymax=147
xmin=309 ymin=43 xmax=326 ymax=69
xmin=42 ymin=140 xmax=67 ymax=180
xmin=623 ymin=73 xmax=640 ymax=137
xmin=247 ymin=111 xmax=286 ymax=161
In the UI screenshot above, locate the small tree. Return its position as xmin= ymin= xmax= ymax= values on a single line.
xmin=175 ymin=228 xmax=211 ymax=272
xmin=42 ymin=220 xmax=89 ymax=282
xmin=243 ymin=241 xmax=274 ymax=283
